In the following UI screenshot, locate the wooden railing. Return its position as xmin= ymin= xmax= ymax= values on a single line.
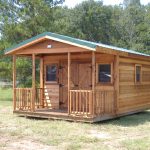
xmin=35 ymin=88 xmax=43 ymax=108
xmin=15 ymin=88 xmax=32 ymax=110
xmin=15 ymin=88 xmax=43 ymax=110
xmin=69 ymin=90 xmax=93 ymax=116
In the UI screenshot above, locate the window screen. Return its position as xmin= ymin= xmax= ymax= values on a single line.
xmin=136 ymin=65 xmax=141 ymax=83
xmin=98 ymin=64 xmax=111 ymax=83
xmin=46 ymin=64 xmax=57 ymax=82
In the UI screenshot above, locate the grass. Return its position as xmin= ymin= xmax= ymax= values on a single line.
xmin=0 ymin=88 xmax=150 ymax=150
xmin=0 ymin=88 xmax=12 ymax=99
xmin=122 ymin=137 xmax=150 ymax=150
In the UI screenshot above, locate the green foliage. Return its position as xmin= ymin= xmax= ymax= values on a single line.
xmin=0 ymin=0 xmax=150 ymax=86
xmin=67 ymin=0 xmax=113 ymax=44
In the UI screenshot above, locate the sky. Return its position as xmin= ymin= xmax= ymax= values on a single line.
xmin=63 ymin=0 xmax=150 ymax=8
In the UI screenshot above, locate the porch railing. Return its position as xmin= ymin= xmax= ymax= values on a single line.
xmin=14 ymin=88 xmax=115 ymax=117
xmin=15 ymin=88 xmax=43 ymax=110
xmin=69 ymin=90 xmax=93 ymax=116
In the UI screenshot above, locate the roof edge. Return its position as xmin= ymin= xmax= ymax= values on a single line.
xmin=5 ymin=32 xmax=96 ymax=54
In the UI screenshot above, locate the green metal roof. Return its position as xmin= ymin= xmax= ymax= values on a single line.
xmin=5 ymin=32 xmax=97 ymax=53
xmin=5 ymin=32 xmax=150 ymax=57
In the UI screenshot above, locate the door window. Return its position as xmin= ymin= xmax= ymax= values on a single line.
xmin=45 ymin=64 xmax=57 ymax=82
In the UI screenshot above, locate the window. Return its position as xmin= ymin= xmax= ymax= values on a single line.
xmin=98 ymin=64 xmax=111 ymax=83
xmin=46 ymin=64 xmax=57 ymax=82
xmin=135 ymin=65 xmax=142 ymax=83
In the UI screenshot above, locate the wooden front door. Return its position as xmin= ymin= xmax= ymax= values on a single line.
xmin=78 ymin=63 xmax=92 ymax=90
xmin=59 ymin=61 xmax=92 ymax=109
xmin=59 ymin=62 xmax=78 ymax=108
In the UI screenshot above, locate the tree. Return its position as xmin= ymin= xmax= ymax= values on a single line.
xmin=67 ymin=0 xmax=113 ymax=44
xmin=0 ymin=0 xmax=65 ymax=84
xmin=0 ymin=0 xmax=150 ymax=85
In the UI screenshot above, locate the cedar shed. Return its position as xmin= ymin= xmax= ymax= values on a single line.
xmin=5 ymin=32 xmax=150 ymax=123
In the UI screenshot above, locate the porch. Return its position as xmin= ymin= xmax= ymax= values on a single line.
xmin=13 ymin=87 xmax=115 ymax=122
xmin=12 ymin=50 xmax=97 ymax=120
xmin=14 ymin=87 xmax=94 ymax=115
xmin=10 ymin=32 xmax=117 ymax=122
xmin=12 ymin=51 xmax=116 ymax=122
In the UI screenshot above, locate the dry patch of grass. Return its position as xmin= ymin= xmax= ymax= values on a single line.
xmin=0 ymin=89 xmax=150 ymax=150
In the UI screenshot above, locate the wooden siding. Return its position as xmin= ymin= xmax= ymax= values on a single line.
xmin=95 ymin=89 xmax=115 ymax=115
xmin=95 ymin=53 xmax=115 ymax=116
xmin=17 ymin=39 xmax=88 ymax=54
xmin=118 ymin=57 xmax=150 ymax=114
xmin=44 ymin=85 xmax=59 ymax=109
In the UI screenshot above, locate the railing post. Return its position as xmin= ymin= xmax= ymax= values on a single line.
xmin=13 ymin=55 xmax=16 ymax=111
xmin=40 ymin=57 xmax=44 ymax=108
xmin=32 ymin=54 xmax=36 ymax=111
xmin=68 ymin=52 xmax=71 ymax=114
xmin=92 ymin=52 xmax=96 ymax=116
xmin=114 ymin=55 xmax=119 ymax=114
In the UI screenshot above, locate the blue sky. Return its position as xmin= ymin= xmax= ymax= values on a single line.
xmin=63 ymin=0 xmax=150 ymax=8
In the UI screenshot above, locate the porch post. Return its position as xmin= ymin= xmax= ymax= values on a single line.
xmin=68 ymin=52 xmax=71 ymax=114
xmin=40 ymin=57 xmax=44 ymax=108
xmin=13 ymin=55 xmax=16 ymax=111
xmin=92 ymin=52 xmax=96 ymax=116
xmin=114 ymin=55 xmax=119 ymax=114
xmin=32 ymin=54 xmax=36 ymax=111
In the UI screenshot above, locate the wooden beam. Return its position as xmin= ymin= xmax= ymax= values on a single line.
xmin=13 ymin=55 xmax=16 ymax=111
xmin=96 ymin=46 xmax=128 ymax=57
xmin=119 ymin=57 xmax=150 ymax=65
xmin=32 ymin=54 xmax=36 ymax=111
xmin=92 ymin=52 xmax=96 ymax=116
xmin=114 ymin=55 xmax=119 ymax=114
xmin=40 ymin=57 xmax=44 ymax=108
xmin=16 ymin=47 xmax=88 ymax=55
xmin=68 ymin=52 xmax=71 ymax=114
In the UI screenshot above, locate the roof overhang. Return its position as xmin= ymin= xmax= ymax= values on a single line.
xmin=4 ymin=32 xmax=150 ymax=60
xmin=5 ymin=32 xmax=96 ymax=55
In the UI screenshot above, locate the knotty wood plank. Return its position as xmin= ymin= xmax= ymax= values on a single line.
xmin=13 ymin=55 xmax=16 ymax=111
xmin=68 ymin=52 xmax=71 ymax=114
xmin=40 ymin=57 xmax=44 ymax=107
xmin=114 ymin=55 xmax=119 ymax=114
xmin=32 ymin=54 xmax=36 ymax=111
xmin=92 ymin=52 xmax=95 ymax=116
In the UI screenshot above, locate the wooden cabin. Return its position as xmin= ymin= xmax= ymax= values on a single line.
xmin=5 ymin=32 xmax=150 ymax=123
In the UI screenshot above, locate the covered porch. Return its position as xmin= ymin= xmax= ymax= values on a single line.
xmin=7 ymin=32 xmax=116 ymax=122
xmin=12 ymin=51 xmax=96 ymax=120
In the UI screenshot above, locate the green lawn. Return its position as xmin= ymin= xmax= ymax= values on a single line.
xmin=0 ymin=88 xmax=12 ymax=100
xmin=0 ymin=88 xmax=150 ymax=150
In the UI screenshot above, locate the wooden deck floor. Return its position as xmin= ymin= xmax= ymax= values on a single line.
xmin=13 ymin=108 xmax=94 ymax=123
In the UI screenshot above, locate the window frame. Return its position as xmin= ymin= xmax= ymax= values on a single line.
xmin=44 ymin=63 xmax=58 ymax=84
xmin=96 ymin=63 xmax=113 ymax=85
xmin=135 ymin=64 xmax=142 ymax=84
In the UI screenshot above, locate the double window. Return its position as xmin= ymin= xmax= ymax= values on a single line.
xmin=45 ymin=64 xmax=57 ymax=82
xmin=98 ymin=64 xmax=112 ymax=84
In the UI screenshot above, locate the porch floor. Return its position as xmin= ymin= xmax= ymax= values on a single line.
xmin=13 ymin=108 xmax=94 ymax=123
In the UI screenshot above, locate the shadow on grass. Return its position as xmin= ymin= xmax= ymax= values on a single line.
xmin=0 ymin=98 xmax=12 ymax=101
xmin=96 ymin=110 xmax=150 ymax=127
xmin=18 ymin=116 xmax=49 ymax=121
